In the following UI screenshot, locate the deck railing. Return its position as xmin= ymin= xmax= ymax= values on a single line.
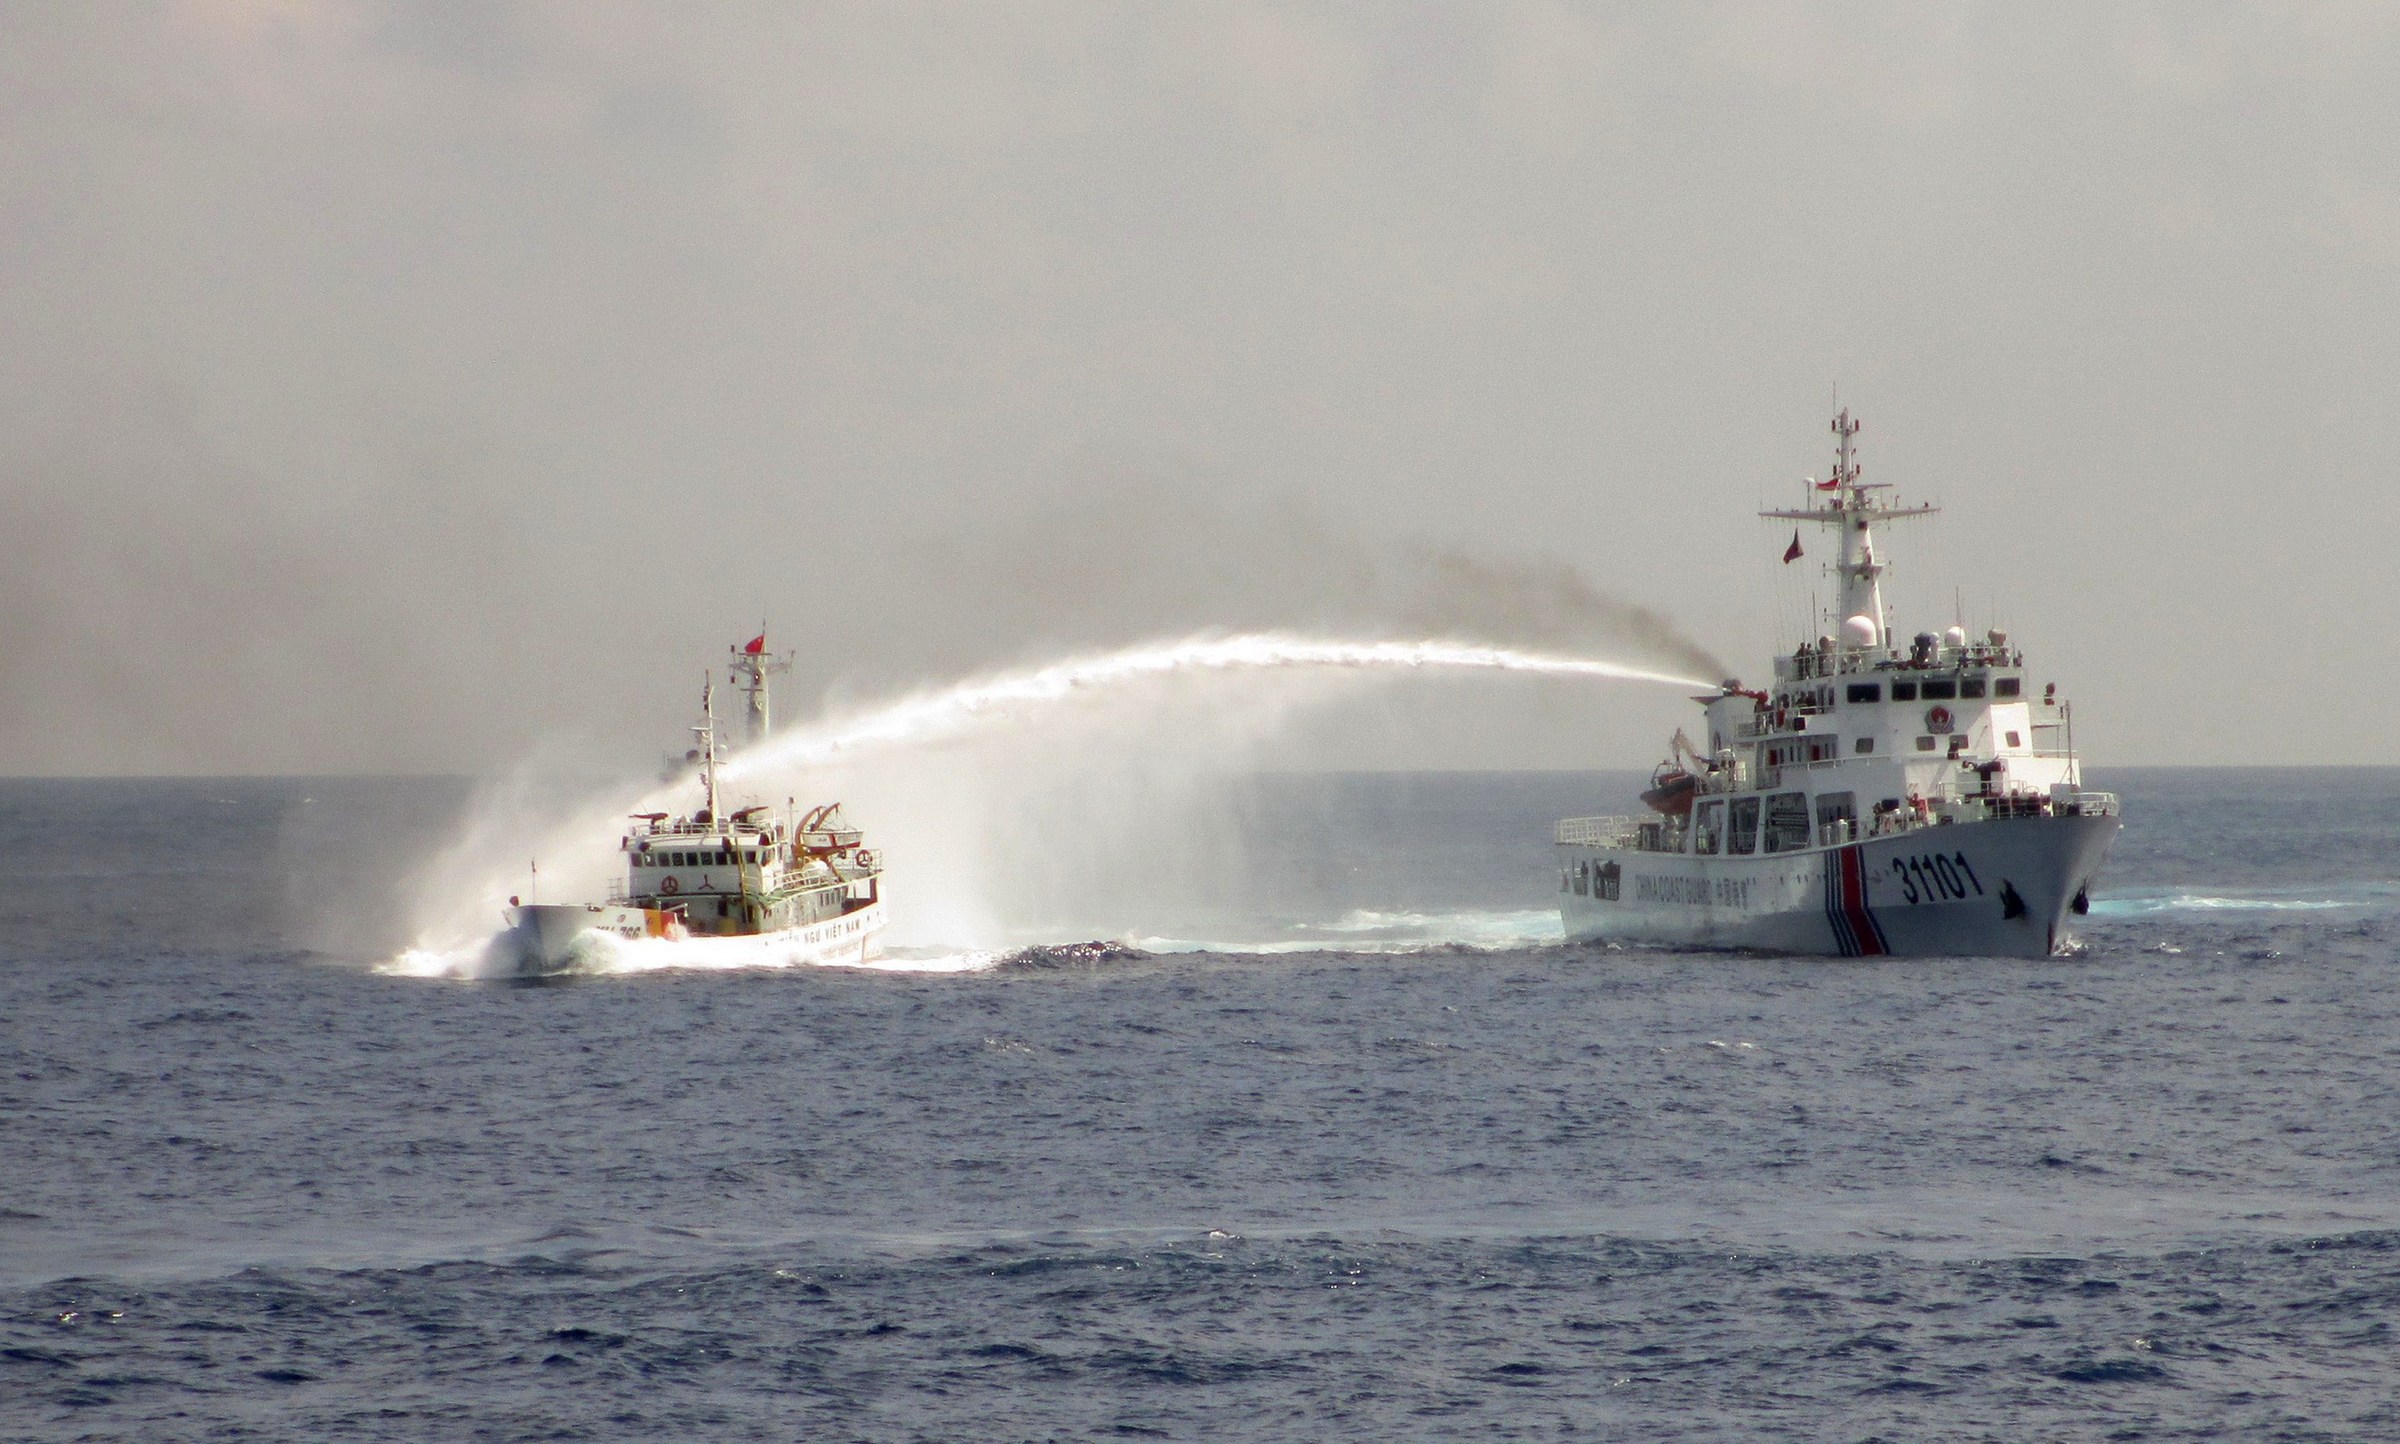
xmin=1555 ymin=815 xmax=1642 ymax=849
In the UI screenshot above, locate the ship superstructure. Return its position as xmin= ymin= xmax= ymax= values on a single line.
xmin=504 ymin=635 xmax=887 ymax=974
xmin=1556 ymin=411 xmax=2118 ymax=957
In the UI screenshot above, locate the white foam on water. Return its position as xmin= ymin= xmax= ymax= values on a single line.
xmin=2089 ymin=893 xmax=2360 ymax=917
xmin=378 ymin=931 xmax=1001 ymax=980
xmin=1133 ymin=906 xmax=1566 ymax=956
xmin=382 ymin=906 xmax=1566 ymax=980
xmin=382 ymin=938 xmax=515 ymax=981
xmin=584 ymin=933 xmax=1001 ymax=975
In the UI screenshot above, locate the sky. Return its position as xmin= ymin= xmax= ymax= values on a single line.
xmin=3 ymin=1 xmax=2396 ymax=775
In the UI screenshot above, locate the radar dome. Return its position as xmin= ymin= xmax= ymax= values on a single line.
xmin=1943 ymin=625 xmax=1967 ymax=648
xmin=1842 ymin=614 xmax=1879 ymax=648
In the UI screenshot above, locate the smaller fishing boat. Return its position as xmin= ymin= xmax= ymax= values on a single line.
xmin=502 ymin=637 xmax=888 ymax=976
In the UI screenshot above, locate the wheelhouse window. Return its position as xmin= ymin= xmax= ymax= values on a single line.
xmin=1920 ymin=679 xmax=1958 ymax=701
xmin=1994 ymin=677 xmax=2022 ymax=698
xmin=1762 ymin=792 xmax=1811 ymax=853
xmin=1693 ymin=799 xmax=1724 ymax=855
xmin=1847 ymin=682 xmax=1880 ymax=704
xmin=1890 ymin=680 xmax=1918 ymax=701
xmin=1960 ymin=676 xmax=1987 ymax=698
xmin=1727 ymin=797 xmax=1760 ymax=855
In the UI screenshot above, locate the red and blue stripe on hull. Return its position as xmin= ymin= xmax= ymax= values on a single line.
xmin=1823 ymin=843 xmax=1889 ymax=957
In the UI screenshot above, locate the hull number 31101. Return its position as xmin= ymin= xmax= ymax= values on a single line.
xmin=1891 ymin=851 xmax=1982 ymax=904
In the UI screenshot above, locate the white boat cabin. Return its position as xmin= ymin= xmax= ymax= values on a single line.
xmin=614 ymin=804 xmax=881 ymax=935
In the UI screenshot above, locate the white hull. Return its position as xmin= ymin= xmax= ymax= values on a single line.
xmin=1561 ymin=812 xmax=2119 ymax=958
xmin=502 ymin=899 xmax=889 ymax=977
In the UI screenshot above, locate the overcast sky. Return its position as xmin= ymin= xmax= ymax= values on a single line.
xmin=4 ymin=1 xmax=2395 ymax=774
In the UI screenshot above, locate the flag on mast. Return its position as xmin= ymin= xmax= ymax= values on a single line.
xmin=743 ymin=633 xmax=766 ymax=655
xmin=1782 ymin=530 xmax=1803 ymax=564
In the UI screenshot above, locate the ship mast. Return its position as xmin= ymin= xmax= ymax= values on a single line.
xmin=727 ymin=627 xmax=793 ymax=745
xmin=1761 ymin=407 xmax=1935 ymax=646
xmin=693 ymin=677 xmax=721 ymax=823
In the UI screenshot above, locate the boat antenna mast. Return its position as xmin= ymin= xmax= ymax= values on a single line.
xmin=693 ymin=675 xmax=721 ymax=823
xmin=728 ymin=625 xmax=793 ymax=745
xmin=1760 ymin=407 xmax=1935 ymax=649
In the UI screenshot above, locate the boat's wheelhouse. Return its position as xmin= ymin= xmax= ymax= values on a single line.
xmin=616 ymin=805 xmax=882 ymax=937
xmin=605 ymin=670 xmax=887 ymax=937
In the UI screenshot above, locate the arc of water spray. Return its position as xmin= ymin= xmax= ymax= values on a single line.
xmin=399 ymin=631 xmax=1710 ymax=968
xmin=717 ymin=632 xmax=1713 ymax=783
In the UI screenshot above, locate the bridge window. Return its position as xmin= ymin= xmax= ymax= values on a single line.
xmin=1994 ymin=677 xmax=2022 ymax=698
xmin=1920 ymin=679 xmax=1957 ymax=700
xmin=1960 ymin=676 xmax=1987 ymax=699
xmin=1763 ymin=792 xmax=1810 ymax=853
xmin=1847 ymin=682 xmax=1880 ymax=703
xmin=1727 ymin=797 xmax=1760 ymax=855
xmin=1890 ymin=681 xmax=1918 ymax=701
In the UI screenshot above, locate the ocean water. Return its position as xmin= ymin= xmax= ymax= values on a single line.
xmin=4 ymin=768 xmax=2397 ymax=1441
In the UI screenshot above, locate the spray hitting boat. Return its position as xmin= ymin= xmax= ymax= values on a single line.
xmin=1557 ymin=410 xmax=2119 ymax=958
xmin=503 ymin=633 xmax=888 ymax=975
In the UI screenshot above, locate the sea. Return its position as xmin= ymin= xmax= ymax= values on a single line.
xmin=4 ymin=767 xmax=2396 ymax=1441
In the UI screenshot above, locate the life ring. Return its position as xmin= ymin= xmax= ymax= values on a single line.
xmin=659 ymin=875 xmax=681 ymax=895
xmin=853 ymin=849 xmax=877 ymax=870
xmin=1926 ymin=704 xmax=1954 ymax=734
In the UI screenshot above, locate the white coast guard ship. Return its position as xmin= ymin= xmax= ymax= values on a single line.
xmin=504 ymin=634 xmax=888 ymax=975
xmin=1558 ymin=411 xmax=2118 ymax=958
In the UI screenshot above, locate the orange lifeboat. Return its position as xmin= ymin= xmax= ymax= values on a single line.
xmin=1640 ymin=763 xmax=1698 ymax=816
